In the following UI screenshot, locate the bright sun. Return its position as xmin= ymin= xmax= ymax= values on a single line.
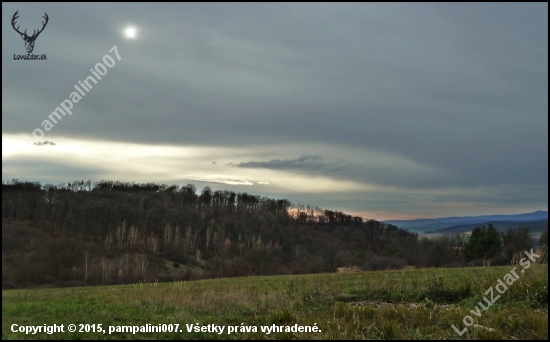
xmin=125 ymin=27 xmax=137 ymax=38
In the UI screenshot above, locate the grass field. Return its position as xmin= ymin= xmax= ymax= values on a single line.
xmin=2 ymin=265 xmax=548 ymax=340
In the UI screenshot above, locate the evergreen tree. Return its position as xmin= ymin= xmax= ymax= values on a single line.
xmin=482 ymin=223 xmax=502 ymax=259
xmin=464 ymin=224 xmax=502 ymax=262
xmin=464 ymin=226 xmax=485 ymax=262
xmin=501 ymin=227 xmax=532 ymax=260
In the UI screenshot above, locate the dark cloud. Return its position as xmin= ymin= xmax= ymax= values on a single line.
xmin=235 ymin=155 xmax=326 ymax=172
xmin=33 ymin=140 xmax=56 ymax=146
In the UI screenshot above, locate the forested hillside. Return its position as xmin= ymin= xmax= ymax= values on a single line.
xmin=0 ymin=179 xmax=502 ymax=288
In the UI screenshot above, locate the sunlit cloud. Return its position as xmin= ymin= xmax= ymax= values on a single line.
xmin=2 ymin=132 xmax=547 ymax=219
xmin=3 ymin=135 xmax=381 ymax=193
xmin=185 ymin=174 xmax=254 ymax=186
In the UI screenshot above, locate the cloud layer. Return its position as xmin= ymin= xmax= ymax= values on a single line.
xmin=2 ymin=3 xmax=548 ymax=220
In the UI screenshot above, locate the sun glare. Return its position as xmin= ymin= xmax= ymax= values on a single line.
xmin=125 ymin=27 xmax=137 ymax=38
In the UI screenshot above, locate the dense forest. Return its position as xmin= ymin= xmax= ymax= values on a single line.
xmin=2 ymin=179 xmax=545 ymax=288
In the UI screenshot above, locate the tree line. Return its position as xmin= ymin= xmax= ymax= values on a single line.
xmin=463 ymin=223 xmax=547 ymax=264
xmin=2 ymin=179 xmax=546 ymax=288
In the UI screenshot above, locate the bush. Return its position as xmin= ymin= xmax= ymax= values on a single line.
xmin=60 ymin=280 xmax=85 ymax=287
xmin=491 ymin=254 xmax=510 ymax=266
xmin=363 ymin=255 xmax=406 ymax=271
xmin=158 ymin=274 xmax=177 ymax=282
xmin=2 ymin=282 xmax=21 ymax=290
xmin=466 ymin=258 xmax=484 ymax=267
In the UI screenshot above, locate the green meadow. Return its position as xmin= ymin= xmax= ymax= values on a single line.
xmin=3 ymin=265 xmax=547 ymax=340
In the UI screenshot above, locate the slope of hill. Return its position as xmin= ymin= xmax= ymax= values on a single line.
xmin=3 ymin=180 xmax=546 ymax=289
xmin=2 ymin=179 xmax=445 ymax=289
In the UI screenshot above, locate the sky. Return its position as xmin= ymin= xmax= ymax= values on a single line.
xmin=2 ymin=3 xmax=548 ymax=220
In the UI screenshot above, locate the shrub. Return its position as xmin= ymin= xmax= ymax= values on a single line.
xmin=363 ymin=255 xmax=406 ymax=271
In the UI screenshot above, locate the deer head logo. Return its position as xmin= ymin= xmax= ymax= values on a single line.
xmin=11 ymin=10 xmax=49 ymax=54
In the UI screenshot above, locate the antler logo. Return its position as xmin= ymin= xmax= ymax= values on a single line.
xmin=11 ymin=10 xmax=49 ymax=54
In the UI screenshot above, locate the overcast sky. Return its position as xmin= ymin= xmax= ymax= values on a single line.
xmin=2 ymin=3 xmax=548 ymax=220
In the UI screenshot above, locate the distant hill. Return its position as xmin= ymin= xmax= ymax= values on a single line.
xmin=425 ymin=219 xmax=548 ymax=235
xmin=384 ymin=210 xmax=548 ymax=233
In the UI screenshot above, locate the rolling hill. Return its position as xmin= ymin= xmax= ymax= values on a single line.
xmin=384 ymin=210 xmax=548 ymax=234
